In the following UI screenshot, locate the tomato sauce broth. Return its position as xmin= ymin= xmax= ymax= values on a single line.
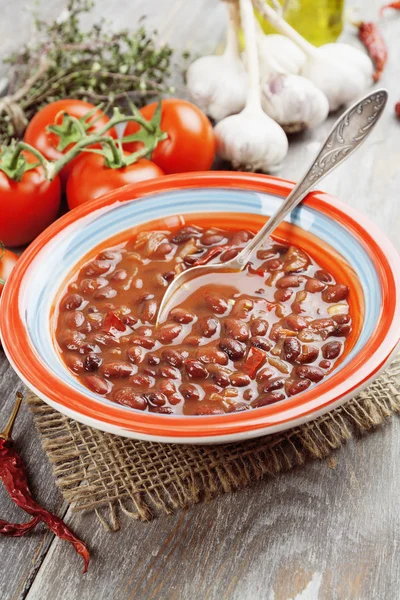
xmin=54 ymin=218 xmax=354 ymax=416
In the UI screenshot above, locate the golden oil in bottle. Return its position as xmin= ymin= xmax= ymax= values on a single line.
xmin=255 ymin=0 xmax=345 ymax=46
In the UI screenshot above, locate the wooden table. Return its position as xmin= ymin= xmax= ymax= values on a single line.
xmin=1 ymin=1 xmax=399 ymax=599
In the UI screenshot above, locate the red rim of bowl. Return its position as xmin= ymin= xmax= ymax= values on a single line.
xmin=1 ymin=172 xmax=400 ymax=440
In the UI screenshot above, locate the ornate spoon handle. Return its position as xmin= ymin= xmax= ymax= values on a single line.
xmin=232 ymin=89 xmax=388 ymax=268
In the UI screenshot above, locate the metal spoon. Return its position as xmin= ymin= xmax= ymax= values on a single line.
xmin=156 ymin=88 xmax=388 ymax=325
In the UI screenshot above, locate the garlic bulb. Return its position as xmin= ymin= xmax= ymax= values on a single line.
xmin=261 ymin=73 xmax=329 ymax=133
xmin=257 ymin=32 xmax=306 ymax=79
xmin=253 ymin=0 xmax=374 ymax=112
xmin=215 ymin=0 xmax=288 ymax=172
xmin=186 ymin=1 xmax=247 ymax=122
xmin=301 ymin=43 xmax=374 ymax=112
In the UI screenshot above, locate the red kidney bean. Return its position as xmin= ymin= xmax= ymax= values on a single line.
xmin=269 ymin=324 xmax=297 ymax=341
xmin=184 ymin=335 xmax=202 ymax=346
xmin=153 ymin=242 xmax=173 ymax=257
xmin=305 ymin=278 xmax=326 ymax=293
xmin=198 ymin=316 xmax=219 ymax=337
xmin=276 ymin=275 xmax=301 ymax=288
xmin=250 ymin=318 xmax=269 ymax=336
xmin=322 ymin=341 xmax=342 ymax=359
xmin=263 ymin=259 xmax=282 ymax=272
xmin=62 ymin=294 xmax=84 ymax=310
xmin=80 ymin=278 xmax=109 ymax=295
xmin=169 ymin=307 xmax=194 ymax=324
xmin=262 ymin=377 xmax=285 ymax=393
xmin=285 ymin=315 xmax=308 ymax=331
xmin=159 ymin=366 xmax=180 ymax=379
xmin=297 ymin=345 xmax=319 ymax=364
xmin=285 ymin=378 xmax=311 ymax=396
xmin=219 ymin=338 xmax=246 ymax=360
xmin=171 ymin=226 xmax=202 ymax=243
xmin=314 ymin=269 xmax=333 ymax=282
xmin=149 ymin=406 xmax=174 ymax=414
xmin=147 ymin=354 xmax=161 ymax=365
xmin=295 ymin=365 xmax=324 ymax=382
xmin=157 ymin=323 xmax=182 ymax=344
xmin=250 ymin=336 xmax=273 ymax=352
xmin=85 ymin=375 xmax=110 ymax=395
xmin=251 ymin=392 xmax=285 ymax=408
xmin=310 ymin=319 xmax=335 ymax=333
xmin=204 ymin=293 xmax=228 ymax=314
xmin=169 ymin=394 xmax=182 ymax=406
xmin=231 ymin=230 xmax=252 ymax=245
xmin=84 ymin=353 xmax=102 ymax=371
xmin=158 ymin=380 xmax=177 ymax=397
xmin=58 ymin=330 xmax=84 ymax=351
xmin=64 ymin=311 xmax=85 ymax=329
xmin=111 ymin=269 xmax=127 ymax=282
xmin=274 ymin=288 xmax=293 ymax=302
xmin=144 ymin=392 xmax=167 ymax=407
xmin=101 ymin=361 xmax=132 ymax=378
xmin=230 ymin=373 xmax=251 ymax=387
xmin=282 ymin=338 xmax=301 ymax=362
xmin=94 ymin=286 xmax=117 ymax=300
xmin=65 ymin=354 xmax=84 ymax=373
xmin=141 ymin=299 xmax=158 ymax=323
xmin=332 ymin=314 xmax=352 ymax=336
xmin=179 ymin=384 xmax=200 ymax=401
xmin=256 ymin=249 xmax=276 ymax=260
xmin=185 ymin=360 xmax=208 ymax=379
xmin=243 ymin=389 xmax=255 ymax=401
xmin=114 ymin=389 xmax=147 ymax=410
xmin=127 ymin=345 xmax=145 ymax=364
xmin=319 ymin=360 xmax=331 ymax=369
xmin=130 ymin=374 xmax=154 ymax=387
xmin=207 ymin=365 xmax=230 ymax=387
xmin=196 ymin=348 xmax=229 ymax=365
xmin=224 ymin=318 xmax=250 ymax=342
xmin=227 ymin=403 xmax=250 ymax=413
xmin=256 ymin=367 xmax=274 ymax=382
xmin=142 ymin=368 xmax=156 ymax=377
xmin=322 ymin=284 xmax=349 ymax=303
xmin=202 ymin=233 xmax=225 ymax=245
xmin=220 ymin=248 xmax=239 ymax=262
xmin=162 ymin=349 xmax=183 ymax=367
xmin=123 ymin=315 xmax=138 ymax=327
xmin=83 ymin=260 xmax=110 ymax=276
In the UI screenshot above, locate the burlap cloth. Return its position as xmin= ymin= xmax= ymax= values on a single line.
xmin=25 ymin=356 xmax=400 ymax=530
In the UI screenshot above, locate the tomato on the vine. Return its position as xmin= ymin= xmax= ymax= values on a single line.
xmin=24 ymin=99 xmax=117 ymax=186
xmin=0 ymin=245 xmax=18 ymax=297
xmin=0 ymin=151 xmax=61 ymax=247
xmin=66 ymin=153 xmax=164 ymax=210
xmin=123 ymin=99 xmax=215 ymax=173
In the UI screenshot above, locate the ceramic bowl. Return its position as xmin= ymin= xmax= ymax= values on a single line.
xmin=1 ymin=172 xmax=399 ymax=444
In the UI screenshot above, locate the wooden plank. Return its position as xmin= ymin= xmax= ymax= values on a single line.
xmin=0 ymin=0 xmax=399 ymax=598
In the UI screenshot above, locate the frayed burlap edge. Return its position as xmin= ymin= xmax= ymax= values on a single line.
xmin=25 ymin=356 xmax=400 ymax=529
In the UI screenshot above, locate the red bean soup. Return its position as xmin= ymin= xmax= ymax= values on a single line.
xmin=55 ymin=221 xmax=352 ymax=415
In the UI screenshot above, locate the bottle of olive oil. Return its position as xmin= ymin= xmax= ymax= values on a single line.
xmin=255 ymin=0 xmax=344 ymax=46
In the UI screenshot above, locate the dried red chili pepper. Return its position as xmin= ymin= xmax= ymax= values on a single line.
xmin=395 ymin=102 xmax=400 ymax=118
xmin=0 ymin=393 xmax=90 ymax=573
xmin=356 ymin=22 xmax=387 ymax=81
xmin=380 ymin=2 xmax=400 ymax=16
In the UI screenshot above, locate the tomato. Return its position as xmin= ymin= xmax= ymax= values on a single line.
xmin=0 ymin=152 xmax=61 ymax=247
xmin=0 ymin=246 xmax=18 ymax=297
xmin=123 ymin=99 xmax=215 ymax=174
xmin=66 ymin=154 xmax=164 ymax=210
xmin=24 ymin=99 xmax=117 ymax=187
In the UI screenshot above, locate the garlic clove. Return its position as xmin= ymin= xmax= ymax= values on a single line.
xmin=301 ymin=43 xmax=374 ymax=112
xmin=257 ymin=33 xmax=306 ymax=79
xmin=186 ymin=0 xmax=248 ymax=122
xmin=261 ymin=73 xmax=329 ymax=133
xmin=214 ymin=106 xmax=288 ymax=172
xmin=186 ymin=54 xmax=248 ymax=122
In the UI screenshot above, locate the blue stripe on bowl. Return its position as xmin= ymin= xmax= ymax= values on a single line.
xmin=20 ymin=188 xmax=381 ymax=410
